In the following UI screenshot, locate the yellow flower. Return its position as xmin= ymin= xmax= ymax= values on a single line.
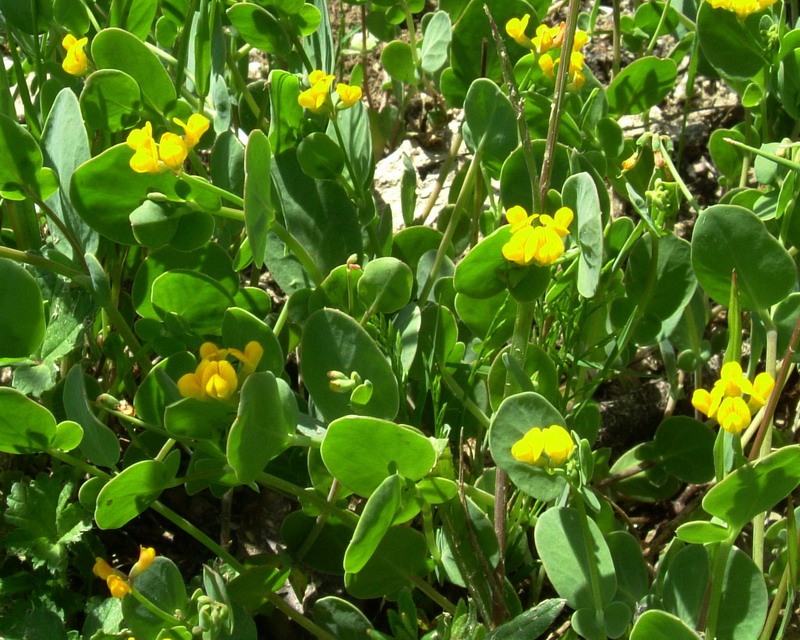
xmin=540 ymin=206 xmax=574 ymax=238
xmin=173 ymin=113 xmax=210 ymax=149
xmin=126 ymin=122 xmax=154 ymax=151
xmin=229 ymin=341 xmax=264 ymax=375
xmin=717 ymin=396 xmax=751 ymax=434
xmin=692 ymin=388 xmax=714 ymax=416
xmin=62 ymin=34 xmax=89 ymax=76
xmin=572 ymin=29 xmax=589 ymax=52
xmin=705 ymin=0 xmax=777 ymax=18
xmin=309 ymin=69 xmax=335 ymax=86
xmin=506 ymin=205 xmax=538 ymax=232
xmin=512 ymin=425 xmax=574 ymax=467
xmin=748 ymin=371 xmax=775 ymax=410
xmin=543 ymin=425 xmax=575 ymax=466
xmin=336 ymin=83 xmax=363 ymax=109
xmin=129 ymin=546 xmax=155 ymax=579
xmin=298 ymin=83 xmax=331 ymax=114
xmin=158 ymin=132 xmax=188 ymax=171
xmin=199 ymin=342 xmax=229 ymax=361
xmin=511 ymin=427 xmax=545 ymax=464
xmin=713 ymin=361 xmax=754 ymax=398
xmin=92 ymin=557 xmax=115 ymax=581
xmin=506 ymin=14 xmax=533 ymax=48
xmin=532 ymin=23 xmax=561 ymax=54
xmin=201 ymin=359 xmax=238 ymax=400
xmin=538 ymin=53 xmax=555 ymax=80
xmin=502 ymin=206 xmax=570 ymax=267
xmin=129 ymin=136 xmax=162 ymax=174
xmin=107 ymin=574 xmax=131 ymax=599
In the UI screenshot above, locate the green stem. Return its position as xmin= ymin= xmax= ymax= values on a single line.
xmin=103 ymin=302 xmax=151 ymax=375
xmin=257 ymin=472 xmax=358 ymax=525
xmin=408 ymin=575 xmax=457 ymax=614
xmin=645 ymin=0 xmax=673 ymax=54
xmin=330 ymin=116 xmax=362 ymax=197
xmin=5 ymin=198 xmax=41 ymax=251
xmin=284 ymin=21 xmax=315 ymax=73
xmin=172 ymin=0 xmax=198 ymax=95
xmin=704 ymin=538 xmax=734 ymax=640
xmin=574 ymin=487 xmax=606 ymax=619
xmin=660 ymin=138 xmax=702 ymax=214
xmin=418 ymin=147 xmax=482 ymax=302
xmin=611 ymin=0 xmax=622 ymax=78
xmin=414 ymin=131 xmax=462 ymax=225
xmin=539 ymin=0 xmax=581 ymax=204
xmin=48 ymin=449 xmax=111 ymax=479
xmin=437 ymin=361 xmax=491 ymax=429
xmin=0 ymin=245 xmax=86 ymax=281
xmin=726 ymin=137 xmax=800 ymax=174
xmin=677 ymin=34 xmax=699 ymax=167
xmin=272 ymin=298 xmax=291 ymax=337
xmin=179 ymin=174 xmax=244 ymax=207
xmin=401 ymin=0 xmax=421 ymax=69
xmin=224 ymin=45 xmax=261 ymax=120
xmin=271 ymin=221 xmax=325 ymax=286
xmin=130 ymin=586 xmax=186 ymax=627
xmin=9 ymin=43 xmax=41 ymax=138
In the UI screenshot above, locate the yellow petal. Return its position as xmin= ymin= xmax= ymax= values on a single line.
xmin=173 ymin=113 xmax=210 ymax=148
xmin=506 ymin=205 xmax=535 ymax=232
xmin=177 ymin=373 xmax=205 ymax=400
xmin=511 ymin=427 xmax=544 ymax=464
xmin=538 ymin=53 xmax=555 ymax=80
xmin=92 ymin=557 xmax=114 ymax=580
xmin=62 ymin=37 xmax=89 ymax=76
xmin=129 ymin=137 xmax=162 ymax=174
xmin=158 ymin=132 xmax=188 ymax=171
xmin=717 ymin=396 xmax=751 ymax=435
xmin=126 ymin=122 xmax=153 ymax=150
xmin=107 ymin=575 xmax=131 ymax=599
xmin=62 ymin=33 xmax=78 ymax=50
xmin=748 ymin=371 xmax=775 ymax=410
xmin=336 ymin=83 xmax=363 ymax=108
xmin=691 ymin=388 xmax=713 ymax=416
xmin=129 ymin=546 xmax=156 ymax=579
xmin=572 ymin=29 xmax=589 ymax=51
xmin=505 ymin=14 xmax=533 ymax=47
xmin=543 ymin=425 xmax=574 ymax=466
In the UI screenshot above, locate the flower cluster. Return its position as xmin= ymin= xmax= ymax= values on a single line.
xmin=691 ymin=362 xmax=775 ymax=434
xmin=177 ymin=341 xmax=264 ymax=402
xmin=502 ymin=205 xmax=573 ymax=267
xmin=62 ymin=34 xmax=89 ymax=76
xmin=298 ymin=69 xmax=362 ymax=115
xmin=505 ymin=15 xmax=589 ymax=90
xmin=705 ymin=0 xmax=777 ymax=18
xmin=93 ymin=546 xmax=156 ymax=598
xmin=126 ymin=113 xmax=210 ymax=174
xmin=512 ymin=425 xmax=575 ymax=467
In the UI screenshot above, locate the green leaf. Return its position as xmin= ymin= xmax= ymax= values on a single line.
xmin=653 ymin=416 xmax=715 ymax=484
xmin=703 ymin=446 xmax=800 ymax=531
xmin=268 ymin=70 xmax=303 ymax=154
xmin=80 ymin=69 xmax=142 ymax=132
xmin=610 ymin=443 xmax=681 ymax=502
xmin=0 ymin=113 xmax=58 ymax=201
xmin=607 ymin=531 xmax=649 ymax=607
xmin=487 ymin=599 xmax=565 ymax=639
xmin=244 ymin=130 xmax=274 ymax=268
xmin=697 ymin=3 xmax=766 ymax=80
xmin=227 ymin=372 xmax=294 ymax=484
xmin=222 ymin=307 xmax=284 ymax=376
xmin=420 ymin=11 xmax=452 ymax=73
xmin=272 ymin=149 xmax=362 ymax=277
xmin=91 ymin=28 xmax=176 ymax=112
xmin=164 ymin=397 xmax=235 ymax=440
xmin=675 ymin=521 xmax=731 ymax=544
xmin=51 ymin=421 xmax=83 ymax=452
xmin=297 ymin=132 xmax=344 ymax=180
xmin=95 ymin=460 xmax=173 ymax=529
xmin=227 ymin=3 xmax=290 ymax=54
xmin=327 ymin=100 xmax=373 ymax=191
xmin=294 ymin=3 xmax=322 ymax=35
xmin=132 ymin=243 xmax=237 ymax=319
xmin=453 ymin=226 xmax=514 ymax=299
xmin=121 ymin=557 xmax=187 ymax=638
xmin=357 ymin=257 xmax=413 ymax=314
xmin=301 ymin=309 xmax=399 ymax=422
xmin=691 ymin=204 xmax=797 ymax=312
xmin=282 ymin=512 xmax=352 ymax=574
xmin=344 ymin=527 xmax=429 ymax=599
xmin=41 ymin=88 xmax=98 ymax=260
xmin=344 ymin=473 xmax=402 ymax=573
xmin=4 ymin=470 xmax=91 ymax=573
xmin=563 ymin=172 xmax=603 ymax=298
xmin=463 ymin=78 xmax=518 ymax=177
xmin=709 ymin=129 xmax=746 ymax=184
xmin=381 ymin=40 xmax=417 ymax=84
xmin=321 ymin=416 xmax=436 ymax=497
xmin=489 ymin=392 xmax=568 ymax=501
xmin=630 ymin=611 xmax=701 ymax=640
xmin=110 ymin=0 xmax=158 ymax=40
xmin=487 ymin=344 xmax=558 ymax=410
xmin=313 ymin=597 xmax=375 ymax=640
xmin=150 ymin=270 xmax=234 ymax=334
xmin=606 ymin=56 xmax=677 ymax=116
xmin=535 ymin=506 xmax=617 ymax=610
xmin=718 ymin=547 xmax=768 ymax=640
xmin=0 ymin=259 xmax=45 ymax=359
xmin=63 ymin=365 xmax=120 ymax=467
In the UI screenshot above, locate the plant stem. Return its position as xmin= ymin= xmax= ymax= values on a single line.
xmin=0 ymin=245 xmax=86 ymax=281
xmin=414 ymin=130 xmax=463 ymax=225
xmin=418 ymin=146 xmax=482 ymax=302
xmin=271 ymin=221 xmax=325 ymax=285
xmin=408 ymin=575 xmax=457 ymax=614
xmin=539 ymin=0 xmax=581 ymax=204
xmin=611 ymin=0 xmax=622 ymax=78
xmin=659 ymin=138 xmax=702 ymax=214
xmin=437 ymin=360 xmax=491 ymax=429
xmin=704 ymin=538 xmax=734 ymax=640
xmin=645 ymin=0 xmax=673 ymax=54
xmin=179 ymin=174 xmax=245 ymax=207
xmin=130 ymin=586 xmax=186 ymax=627
xmin=574 ymin=488 xmax=606 ymax=622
